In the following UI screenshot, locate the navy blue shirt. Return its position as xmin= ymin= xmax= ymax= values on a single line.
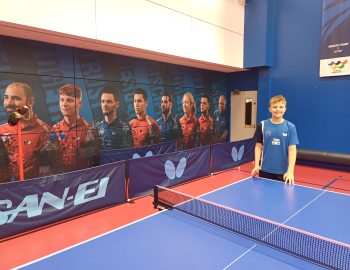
xmin=214 ymin=109 xmax=227 ymax=142
xmin=96 ymin=118 xmax=130 ymax=149
xmin=156 ymin=114 xmax=181 ymax=142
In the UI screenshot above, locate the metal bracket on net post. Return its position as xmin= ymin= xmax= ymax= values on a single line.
xmin=153 ymin=185 xmax=159 ymax=209
xmin=153 ymin=185 xmax=167 ymax=210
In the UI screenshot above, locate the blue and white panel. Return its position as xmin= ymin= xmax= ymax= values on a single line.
xmin=0 ymin=161 xmax=126 ymax=238
xmin=212 ymin=139 xmax=254 ymax=173
xmin=128 ymin=146 xmax=211 ymax=198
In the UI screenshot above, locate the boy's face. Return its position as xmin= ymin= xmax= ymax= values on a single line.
xmin=269 ymin=101 xmax=286 ymax=118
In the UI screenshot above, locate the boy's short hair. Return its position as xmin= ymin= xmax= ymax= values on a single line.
xmin=269 ymin=95 xmax=287 ymax=106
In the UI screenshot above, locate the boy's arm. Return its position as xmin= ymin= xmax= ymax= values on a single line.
xmin=251 ymin=143 xmax=262 ymax=176
xmin=284 ymin=145 xmax=297 ymax=185
xmin=251 ymin=122 xmax=263 ymax=176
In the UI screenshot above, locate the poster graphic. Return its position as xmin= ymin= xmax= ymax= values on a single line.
xmin=0 ymin=36 xmax=228 ymax=181
xmin=320 ymin=0 xmax=350 ymax=77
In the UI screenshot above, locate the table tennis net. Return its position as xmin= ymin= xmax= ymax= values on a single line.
xmin=154 ymin=185 xmax=350 ymax=270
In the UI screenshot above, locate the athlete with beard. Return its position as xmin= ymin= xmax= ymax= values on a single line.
xmin=0 ymin=82 xmax=53 ymax=180
xmin=156 ymin=93 xmax=180 ymax=143
xmin=214 ymin=95 xmax=228 ymax=143
xmin=96 ymin=87 xmax=130 ymax=149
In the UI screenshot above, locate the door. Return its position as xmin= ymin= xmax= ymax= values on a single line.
xmin=230 ymin=90 xmax=257 ymax=142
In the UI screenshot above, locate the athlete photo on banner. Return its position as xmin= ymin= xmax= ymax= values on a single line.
xmin=0 ymin=80 xmax=60 ymax=181
xmin=129 ymin=88 xmax=160 ymax=147
xmin=52 ymin=83 xmax=100 ymax=173
xmin=94 ymin=83 xmax=131 ymax=150
xmin=156 ymin=90 xmax=182 ymax=144
xmin=320 ymin=0 xmax=350 ymax=77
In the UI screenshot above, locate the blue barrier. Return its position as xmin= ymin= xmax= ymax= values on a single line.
xmin=211 ymin=139 xmax=255 ymax=173
xmin=100 ymin=141 xmax=176 ymax=164
xmin=0 ymin=139 xmax=254 ymax=238
xmin=0 ymin=161 xmax=126 ymax=238
xmin=128 ymin=146 xmax=211 ymax=198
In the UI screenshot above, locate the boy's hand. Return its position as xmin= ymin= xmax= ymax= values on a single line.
xmin=251 ymin=166 xmax=260 ymax=176
xmin=283 ymin=172 xmax=294 ymax=185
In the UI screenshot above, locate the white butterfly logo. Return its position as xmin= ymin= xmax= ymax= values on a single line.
xmin=231 ymin=145 xmax=245 ymax=161
xmin=164 ymin=157 xmax=187 ymax=179
xmin=132 ymin=151 xmax=153 ymax=159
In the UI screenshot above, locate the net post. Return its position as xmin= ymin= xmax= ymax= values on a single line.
xmin=153 ymin=185 xmax=159 ymax=209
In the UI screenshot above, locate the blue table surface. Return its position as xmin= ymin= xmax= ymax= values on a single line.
xmin=20 ymin=177 xmax=350 ymax=270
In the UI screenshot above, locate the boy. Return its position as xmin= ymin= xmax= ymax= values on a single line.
xmin=251 ymin=95 xmax=299 ymax=184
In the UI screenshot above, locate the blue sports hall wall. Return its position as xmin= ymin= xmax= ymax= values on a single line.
xmin=244 ymin=0 xmax=350 ymax=155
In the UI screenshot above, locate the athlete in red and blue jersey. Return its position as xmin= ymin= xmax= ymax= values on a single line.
xmin=198 ymin=95 xmax=215 ymax=146
xmin=129 ymin=88 xmax=160 ymax=147
xmin=53 ymin=83 xmax=100 ymax=173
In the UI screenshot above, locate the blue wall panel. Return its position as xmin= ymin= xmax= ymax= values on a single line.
xmin=242 ymin=0 xmax=350 ymax=154
xmin=244 ymin=0 xmax=275 ymax=68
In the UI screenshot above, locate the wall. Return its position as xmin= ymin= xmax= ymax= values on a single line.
xmin=244 ymin=0 xmax=350 ymax=155
xmin=0 ymin=0 xmax=245 ymax=71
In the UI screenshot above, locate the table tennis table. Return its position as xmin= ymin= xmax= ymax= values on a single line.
xmin=18 ymin=177 xmax=350 ymax=269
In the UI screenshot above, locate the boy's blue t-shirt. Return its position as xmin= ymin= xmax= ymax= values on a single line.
xmin=256 ymin=119 xmax=299 ymax=174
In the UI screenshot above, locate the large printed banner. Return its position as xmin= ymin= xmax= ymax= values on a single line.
xmin=0 ymin=35 xmax=229 ymax=181
xmin=0 ymin=161 xmax=125 ymax=238
xmin=320 ymin=0 xmax=350 ymax=77
xmin=212 ymin=139 xmax=255 ymax=173
xmin=100 ymin=141 xmax=176 ymax=164
xmin=128 ymin=146 xmax=211 ymax=198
